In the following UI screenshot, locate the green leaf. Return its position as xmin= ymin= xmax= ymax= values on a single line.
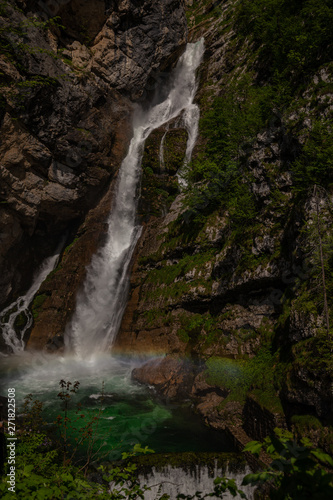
xmin=311 ymin=450 xmax=333 ymax=467
xmin=23 ymin=464 xmax=34 ymax=476
xmin=242 ymin=471 xmax=274 ymax=486
xmin=243 ymin=441 xmax=263 ymax=456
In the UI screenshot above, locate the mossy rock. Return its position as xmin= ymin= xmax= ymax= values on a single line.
xmin=250 ymin=389 xmax=284 ymax=414
xmin=291 ymin=414 xmax=323 ymax=432
xmin=31 ymin=294 xmax=48 ymax=319
xmin=124 ymin=451 xmax=247 ymax=475
xmin=163 ymin=129 xmax=188 ymax=175
xmin=142 ymin=127 xmax=188 ymax=176
xmin=14 ymin=311 xmax=29 ymax=330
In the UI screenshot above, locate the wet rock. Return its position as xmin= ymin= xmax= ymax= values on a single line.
xmin=27 ymin=179 xmax=115 ymax=349
xmin=132 ymin=357 xmax=199 ymax=399
xmin=196 ymin=393 xmax=224 ymax=425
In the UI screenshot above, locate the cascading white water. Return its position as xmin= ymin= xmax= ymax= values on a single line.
xmin=176 ymin=42 xmax=203 ymax=187
xmin=0 ymin=39 xmax=251 ymax=479
xmin=0 ymin=239 xmax=65 ymax=354
xmin=179 ymin=103 xmax=201 ymax=185
xmin=138 ymin=463 xmax=254 ymax=500
xmin=65 ymin=38 xmax=205 ymax=359
xmin=159 ymin=125 xmax=169 ymax=171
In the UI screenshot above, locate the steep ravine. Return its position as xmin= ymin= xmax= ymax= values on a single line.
xmin=1 ymin=0 xmax=333 ymax=459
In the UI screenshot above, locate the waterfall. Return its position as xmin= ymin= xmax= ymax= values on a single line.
xmin=179 ymin=103 xmax=201 ymax=185
xmin=159 ymin=125 xmax=169 ymax=171
xmin=176 ymin=41 xmax=203 ymax=187
xmin=138 ymin=463 xmax=254 ymax=499
xmin=65 ymin=39 xmax=205 ymax=358
xmin=0 ymin=239 xmax=65 ymax=354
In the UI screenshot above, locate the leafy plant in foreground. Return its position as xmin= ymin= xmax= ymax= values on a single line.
xmin=242 ymin=430 xmax=333 ymax=499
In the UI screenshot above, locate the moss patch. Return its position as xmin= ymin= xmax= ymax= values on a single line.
xmin=31 ymin=294 xmax=48 ymax=319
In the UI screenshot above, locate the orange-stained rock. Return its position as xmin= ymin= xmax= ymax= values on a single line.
xmin=132 ymin=356 xmax=199 ymax=399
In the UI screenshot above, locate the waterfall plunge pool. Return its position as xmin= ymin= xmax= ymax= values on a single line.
xmin=0 ymin=352 xmax=235 ymax=461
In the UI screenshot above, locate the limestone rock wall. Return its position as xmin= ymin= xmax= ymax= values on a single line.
xmin=0 ymin=0 xmax=187 ymax=319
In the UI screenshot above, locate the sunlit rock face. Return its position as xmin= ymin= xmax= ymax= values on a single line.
xmin=0 ymin=0 xmax=187 ymax=311
xmin=35 ymin=0 xmax=188 ymax=100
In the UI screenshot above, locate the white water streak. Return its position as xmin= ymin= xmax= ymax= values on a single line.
xmin=176 ymin=42 xmax=204 ymax=187
xmin=159 ymin=124 xmax=169 ymax=171
xmin=0 ymin=239 xmax=65 ymax=354
xmin=140 ymin=463 xmax=254 ymax=499
xmin=65 ymin=39 xmax=205 ymax=359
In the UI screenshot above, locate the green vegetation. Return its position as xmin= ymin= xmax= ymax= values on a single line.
xmin=205 ymin=346 xmax=283 ymax=412
xmin=183 ymin=0 xmax=333 ymax=226
xmin=142 ymin=308 xmax=173 ymax=328
xmin=176 ymin=0 xmax=333 ymax=416
xmin=183 ymin=78 xmax=266 ymax=224
xmin=0 ymin=1 xmax=65 ymax=107
xmin=177 ymin=312 xmax=222 ymax=346
xmin=243 ymin=430 xmax=333 ymax=499
xmin=291 ymin=335 xmax=333 ymax=374
xmin=139 ymin=129 xmax=185 ymax=219
xmin=292 ymin=118 xmax=333 ymax=190
xmin=146 ymin=251 xmax=214 ymax=286
xmin=63 ymin=237 xmax=79 ymax=257
xmin=291 ymin=414 xmax=323 ymax=433
xmin=140 ymin=165 xmax=178 ymax=219
xmin=236 ymin=0 xmax=333 ymax=91
xmin=13 ymin=311 xmax=28 ymax=329
xmin=31 ymin=294 xmax=48 ymax=319
xmin=186 ymin=0 xmax=228 ymax=28
xmin=235 ymin=0 xmax=333 ymax=193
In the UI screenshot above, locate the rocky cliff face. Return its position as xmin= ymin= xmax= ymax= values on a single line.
xmin=1 ymin=0 xmax=333 ymax=453
xmin=115 ymin=0 xmax=293 ymax=359
xmin=0 ymin=1 xmax=187 ymax=328
xmin=114 ymin=0 xmax=333 ymax=448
